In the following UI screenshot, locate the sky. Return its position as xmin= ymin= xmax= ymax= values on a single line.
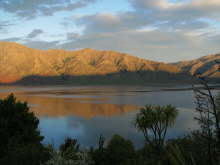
xmin=0 ymin=0 xmax=220 ymax=62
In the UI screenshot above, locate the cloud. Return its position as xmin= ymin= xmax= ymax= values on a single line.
xmin=0 ymin=0 xmax=98 ymax=19
xmin=23 ymin=40 xmax=60 ymax=50
xmin=66 ymin=32 xmax=80 ymax=41
xmin=129 ymin=0 xmax=220 ymax=10
xmin=75 ymin=12 xmax=149 ymax=34
xmin=59 ymin=30 xmax=210 ymax=62
xmin=27 ymin=29 xmax=44 ymax=38
xmin=75 ymin=0 xmax=219 ymax=36
xmin=1 ymin=37 xmax=21 ymax=42
xmin=129 ymin=0 xmax=220 ymax=21
xmin=75 ymin=11 xmax=212 ymax=36
xmin=18 ymin=28 xmax=220 ymax=62
xmin=0 ymin=21 xmax=14 ymax=31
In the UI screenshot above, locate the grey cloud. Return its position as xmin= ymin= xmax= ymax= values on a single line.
xmin=24 ymin=40 xmax=60 ymax=50
xmin=129 ymin=0 xmax=220 ymax=22
xmin=19 ymin=28 xmax=220 ymax=62
xmin=76 ymin=12 xmax=151 ymax=34
xmin=66 ymin=32 xmax=80 ymax=41
xmin=157 ymin=20 xmax=210 ymax=32
xmin=1 ymin=37 xmax=21 ymax=42
xmin=0 ymin=0 xmax=98 ymax=19
xmin=27 ymin=29 xmax=44 ymax=38
xmin=0 ymin=21 xmax=14 ymax=32
xmin=59 ymin=30 xmax=216 ymax=62
xmin=74 ymin=1 xmax=214 ymax=37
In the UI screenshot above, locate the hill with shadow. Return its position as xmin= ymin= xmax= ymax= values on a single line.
xmin=0 ymin=42 xmax=219 ymax=85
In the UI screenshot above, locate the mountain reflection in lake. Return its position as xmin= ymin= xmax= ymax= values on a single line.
xmin=0 ymin=86 xmax=202 ymax=148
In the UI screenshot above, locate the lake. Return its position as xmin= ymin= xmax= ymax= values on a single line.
xmin=0 ymin=85 xmax=207 ymax=148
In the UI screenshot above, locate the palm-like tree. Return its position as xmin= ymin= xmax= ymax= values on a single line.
xmin=135 ymin=105 xmax=178 ymax=151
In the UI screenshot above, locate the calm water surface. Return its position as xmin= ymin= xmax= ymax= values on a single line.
xmin=0 ymin=85 xmax=208 ymax=148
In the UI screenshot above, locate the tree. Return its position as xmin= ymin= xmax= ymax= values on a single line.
xmin=43 ymin=145 xmax=92 ymax=165
xmin=106 ymin=134 xmax=136 ymax=165
xmin=43 ymin=139 xmax=92 ymax=165
xmin=135 ymin=105 xmax=178 ymax=154
xmin=60 ymin=138 xmax=80 ymax=161
xmin=168 ymin=144 xmax=197 ymax=165
xmin=0 ymin=94 xmax=48 ymax=165
xmin=166 ymin=131 xmax=214 ymax=165
xmin=193 ymin=74 xmax=220 ymax=164
xmin=89 ymin=135 xmax=106 ymax=165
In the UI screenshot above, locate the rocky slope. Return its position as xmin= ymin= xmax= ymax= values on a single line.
xmin=0 ymin=42 xmax=219 ymax=85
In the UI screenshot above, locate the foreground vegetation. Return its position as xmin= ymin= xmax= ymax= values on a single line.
xmin=1 ymin=82 xmax=220 ymax=165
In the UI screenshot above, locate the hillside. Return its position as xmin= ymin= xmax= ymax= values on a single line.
xmin=174 ymin=54 xmax=220 ymax=78
xmin=0 ymin=42 xmax=219 ymax=85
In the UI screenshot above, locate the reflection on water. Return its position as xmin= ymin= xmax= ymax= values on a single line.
xmin=0 ymin=86 xmax=204 ymax=148
xmin=0 ymin=94 xmax=138 ymax=118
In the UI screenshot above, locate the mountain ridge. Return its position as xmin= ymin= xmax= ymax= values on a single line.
xmin=0 ymin=42 xmax=219 ymax=85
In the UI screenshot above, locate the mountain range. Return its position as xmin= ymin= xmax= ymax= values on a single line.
xmin=0 ymin=42 xmax=219 ymax=85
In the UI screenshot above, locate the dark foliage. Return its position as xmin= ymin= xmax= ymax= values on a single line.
xmin=90 ymin=134 xmax=137 ymax=165
xmin=59 ymin=137 xmax=80 ymax=160
xmin=0 ymin=94 xmax=49 ymax=165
